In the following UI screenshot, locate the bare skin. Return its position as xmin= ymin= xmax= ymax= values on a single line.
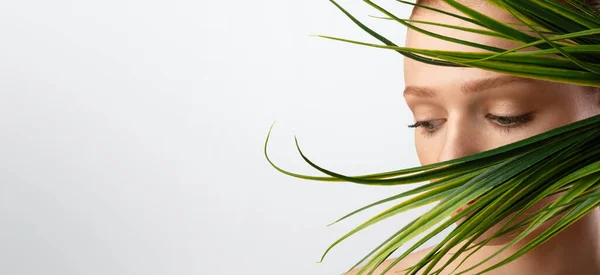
xmin=343 ymin=1 xmax=600 ymax=275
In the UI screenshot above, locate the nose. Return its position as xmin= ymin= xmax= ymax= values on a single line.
xmin=436 ymin=117 xmax=482 ymax=163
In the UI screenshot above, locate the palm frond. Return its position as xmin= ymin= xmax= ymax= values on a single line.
xmin=265 ymin=0 xmax=600 ymax=274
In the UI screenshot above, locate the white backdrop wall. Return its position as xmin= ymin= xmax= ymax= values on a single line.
xmin=0 ymin=1 xmax=450 ymax=274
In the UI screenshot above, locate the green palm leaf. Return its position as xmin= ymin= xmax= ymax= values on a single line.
xmin=265 ymin=0 xmax=600 ymax=274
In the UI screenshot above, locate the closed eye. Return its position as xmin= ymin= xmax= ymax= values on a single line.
xmin=407 ymin=113 xmax=534 ymax=137
xmin=408 ymin=119 xmax=445 ymax=137
xmin=408 ymin=119 xmax=444 ymax=131
xmin=486 ymin=113 xmax=534 ymax=127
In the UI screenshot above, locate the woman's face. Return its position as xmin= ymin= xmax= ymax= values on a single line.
xmin=404 ymin=1 xmax=600 ymax=239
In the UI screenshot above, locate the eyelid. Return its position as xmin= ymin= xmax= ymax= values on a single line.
xmin=408 ymin=119 xmax=442 ymax=126
xmin=408 ymin=113 xmax=534 ymax=137
xmin=485 ymin=112 xmax=534 ymax=126
xmin=408 ymin=119 xmax=445 ymax=133
xmin=485 ymin=113 xmax=529 ymax=119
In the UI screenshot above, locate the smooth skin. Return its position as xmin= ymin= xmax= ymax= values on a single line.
xmin=344 ymin=1 xmax=600 ymax=274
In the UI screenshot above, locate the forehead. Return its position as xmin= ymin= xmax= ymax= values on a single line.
xmin=404 ymin=3 xmax=528 ymax=87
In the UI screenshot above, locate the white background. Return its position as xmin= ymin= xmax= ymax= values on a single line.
xmin=0 ymin=1 xmax=449 ymax=274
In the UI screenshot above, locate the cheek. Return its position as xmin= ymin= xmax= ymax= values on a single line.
xmin=571 ymin=95 xmax=600 ymax=121
xmin=414 ymin=132 xmax=427 ymax=166
xmin=414 ymin=132 xmax=439 ymax=166
xmin=534 ymin=85 xmax=600 ymax=129
xmin=522 ymin=98 xmax=600 ymax=139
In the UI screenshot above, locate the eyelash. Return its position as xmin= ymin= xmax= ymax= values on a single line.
xmin=408 ymin=120 xmax=443 ymax=138
xmin=408 ymin=113 xmax=534 ymax=137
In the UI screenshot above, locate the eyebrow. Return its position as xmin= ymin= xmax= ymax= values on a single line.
xmin=403 ymin=75 xmax=539 ymax=98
